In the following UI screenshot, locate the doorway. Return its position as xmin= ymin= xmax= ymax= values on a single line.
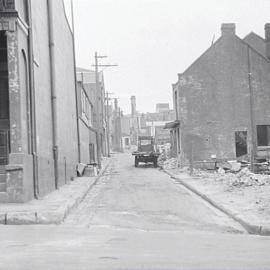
xmin=235 ymin=131 xmax=247 ymax=158
xmin=0 ymin=31 xmax=9 ymax=165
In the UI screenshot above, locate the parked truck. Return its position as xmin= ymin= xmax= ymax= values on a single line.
xmin=132 ymin=136 xmax=160 ymax=167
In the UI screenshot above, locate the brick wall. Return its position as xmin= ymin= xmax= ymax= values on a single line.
xmin=176 ymin=31 xmax=270 ymax=162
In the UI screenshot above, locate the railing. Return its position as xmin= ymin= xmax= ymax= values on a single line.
xmin=0 ymin=129 xmax=9 ymax=165
xmin=0 ymin=0 xmax=15 ymax=12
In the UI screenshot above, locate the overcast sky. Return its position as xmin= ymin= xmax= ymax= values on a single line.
xmin=65 ymin=0 xmax=270 ymax=114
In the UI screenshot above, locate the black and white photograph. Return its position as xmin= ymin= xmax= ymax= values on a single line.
xmin=0 ymin=0 xmax=270 ymax=269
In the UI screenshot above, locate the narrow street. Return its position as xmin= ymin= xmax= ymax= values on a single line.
xmin=0 ymin=153 xmax=270 ymax=269
xmin=64 ymin=153 xmax=244 ymax=233
xmin=1 ymin=1 xmax=270 ymax=269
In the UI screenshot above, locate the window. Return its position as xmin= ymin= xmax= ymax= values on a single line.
xmin=174 ymin=90 xmax=178 ymax=119
xmin=0 ymin=31 xmax=9 ymax=120
xmin=257 ymin=125 xmax=270 ymax=146
xmin=85 ymin=102 xmax=89 ymax=119
xmin=88 ymin=104 xmax=93 ymax=127
xmin=81 ymin=88 xmax=93 ymax=127
xmin=81 ymin=89 xmax=85 ymax=113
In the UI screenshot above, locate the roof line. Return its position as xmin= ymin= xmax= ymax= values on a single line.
xmin=179 ymin=34 xmax=270 ymax=79
xmin=243 ymin=31 xmax=265 ymax=42
xmin=236 ymin=35 xmax=270 ymax=63
xmin=180 ymin=36 xmax=223 ymax=75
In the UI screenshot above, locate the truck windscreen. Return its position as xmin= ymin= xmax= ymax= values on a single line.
xmin=140 ymin=140 xmax=151 ymax=146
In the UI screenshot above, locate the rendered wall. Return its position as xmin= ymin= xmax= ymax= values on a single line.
xmin=51 ymin=0 xmax=78 ymax=185
xmin=31 ymin=0 xmax=78 ymax=195
xmin=31 ymin=0 xmax=55 ymax=196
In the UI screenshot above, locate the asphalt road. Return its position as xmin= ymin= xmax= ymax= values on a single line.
xmin=0 ymin=153 xmax=270 ymax=270
xmin=64 ymin=152 xmax=244 ymax=233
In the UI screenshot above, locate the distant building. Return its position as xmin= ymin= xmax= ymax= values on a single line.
xmin=76 ymin=67 xmax=108 ymax=162
xmin=76 ymin=68 xmax=97 ymax=165
xmin=172 ymin=23 xmax=270 ymax=165
xmin=120 ymin=98 xmax=175 ymax=146
xmin=156 ymin=103 xmax=170 ymax=113
xmin=145 ymin=121 xmax=171 ymax=145
xmin=112 ymin=98 xmax=122 ymax=152
xmin=129 ymin=96 xmax=139 ymax=145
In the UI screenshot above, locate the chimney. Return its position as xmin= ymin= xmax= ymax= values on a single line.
xmin=265 ymin=23 xmax=270 ymax=60
xmin=114 ymin=98 xmax=118 ymax=111
xmin=221 ymin=23 xmax=236 ymax=37
xmin=177 ymin=73 xmax=183 ymax=81
xmin=131 ymin=96 xmax=136 ymax=117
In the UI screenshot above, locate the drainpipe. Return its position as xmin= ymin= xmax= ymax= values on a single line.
xmin=247 ymin=45 xmax=256 ymax=172
xmin=47 ymin=0 xmax=59 ymax=189
xmin=27 ymin=0 xmax=39 ymax=199
xmin=70 ymin=0 xmax=81 ymax=163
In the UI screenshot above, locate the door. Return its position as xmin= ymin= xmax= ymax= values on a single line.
xmin=0 ymin=130 xmax=9 ymax=165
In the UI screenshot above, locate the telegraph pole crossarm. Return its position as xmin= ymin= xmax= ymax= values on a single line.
xmin=92 ymin=64 xmax=118 ymax=68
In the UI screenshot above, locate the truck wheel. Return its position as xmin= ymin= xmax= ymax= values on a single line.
xmin=153 ymin=158 xmax=158 ymax=168
xmin=135 ymin=157 xmax=138 ymax=167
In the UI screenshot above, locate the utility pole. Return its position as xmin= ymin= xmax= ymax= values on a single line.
xmin=105 ymin=92 xmax=113 ymax=157
xmin=119 ymin=108 xmax=123 ymax=152
xmin=247 ymin=45 xmax=256 ymax=172
xmin=113 ymin=98 xmax=119 ymax=151
xmin=93 ymin=53 xmax=117 ymax=168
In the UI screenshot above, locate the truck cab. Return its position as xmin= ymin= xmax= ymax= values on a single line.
xmin=132 ymin=136 xmax=159 ymax=167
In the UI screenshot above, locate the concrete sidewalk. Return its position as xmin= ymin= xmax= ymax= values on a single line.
xmin=0 ymin=158 xmax=111 ymax=225
xmin=162 ymin=168 xmax=270 ymax=236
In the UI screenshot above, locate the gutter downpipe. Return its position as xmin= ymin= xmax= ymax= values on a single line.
xmin=247 ymin=45 xmax=256 ymax=172
xmin=47 ymin=0 xmax=59 ymax=189
xmin=70 ymin=0 xmax=81 ymax=163
xmin=27 ymin=0 xmax=39 ymax=199
xmin=95 ymin=52 xmax=102 ymax=168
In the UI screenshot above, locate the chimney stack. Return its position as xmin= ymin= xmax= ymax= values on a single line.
xmin=131 ymin=96 xmax=136 ymax=117
xmin=114 ymin=98 xmax=118 ymax=112
xmin=177 ymin=73 xmax=183 ymax=81
xmin=265 ymin=23 xmax=270 ymax=60
xmin=221 ymin=23 xmax=236 ymax=37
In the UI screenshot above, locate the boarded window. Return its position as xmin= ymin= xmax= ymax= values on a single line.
xmin=257 ymin=125 xmax=270 ymax=146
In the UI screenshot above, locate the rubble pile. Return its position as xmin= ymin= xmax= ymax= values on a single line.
xmin=162 ymin=158 xmax=178 ymax=170
xmin=194 ymin=167 xmax=270 ymax=188
xmin=230 ymin=168 xmax=270 ymax=187
xmin=158 ymin=147 xmax=171 ymax=164
xmin=165 ymin=159 xmax=270 ymax=226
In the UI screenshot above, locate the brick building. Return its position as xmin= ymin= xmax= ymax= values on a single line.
xmin=0 ymin=0 xmax=79 ymax=202
xmin=76 ymin=67 xmax=109 ymax=165
xmin=76 ymin=68 xmax=97 ymax=165
xmin=172 ymin=23 xmax=270 ymax=164
xmin=156 ymin=103 xmax=170 ymax=113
